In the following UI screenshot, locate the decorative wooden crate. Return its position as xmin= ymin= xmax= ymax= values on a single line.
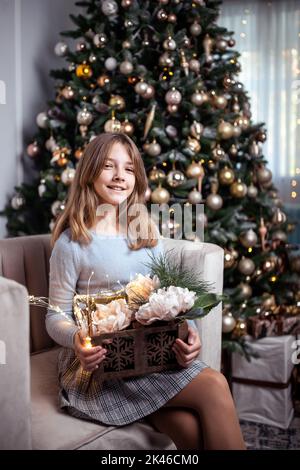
xmin=91 ymin=319 xmax=189 ymax=381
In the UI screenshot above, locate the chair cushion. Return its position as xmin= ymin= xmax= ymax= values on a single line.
xmin=31 ymin=347 xmax=175 ymax=450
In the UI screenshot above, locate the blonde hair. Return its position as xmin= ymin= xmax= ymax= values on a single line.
xmin=51 ymin=133 xmax=159 ymax=250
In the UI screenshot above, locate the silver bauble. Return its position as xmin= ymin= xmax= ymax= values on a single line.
xmin=247 ymin=184 xmax=258 ymax=198
xmin=93 ymin=33 xmax=107 ymax=47
xmin=189 ymin=59 xmax=200 ymax=73
xmin=237 ymin=282 xmax=252 ymax=299
xmin=77 ymin=108 xmax=93 ymax=125
xmin=146 ymin=141 xmax=161 ymax=157
xmin=163 ymin=37 xmax=177 ymax=51
xmin=61 ymin=168 xmax=76 ymax=185
xmin=240 ymin=229 xmax=258 ymax=248
xmin=166 ymin=170 xmax=186 ymax=187
xmin=38 ymin=183 xmax=47 ymax=198
xmin=151 ymin=186 xmax=170 ymax=204
xmin=104 ymin=57 xmax=117 ymax=71
xmin=190 ymin=22 xmax=202 ymax=36
xmin=206 ymin=193 xmax=223 ymax=210
xmin=238 ymin=257 xmax=255 ymax=275
xmin=191 ymin=90 xmax=205 ymax=106
xmin=188 ymin=188 xmax=202 ymax=204
xmin=101 ymin=0 xmax=118 ymax=16
xmin=222 ymin=313 xmax=236 ymax=333
xmin=36 ymin=112 xmax=49 ymax=129
xmin=165 ymin=88 xmax=182 ymax=105
xmin=11 ymin=194 xmax=25 ymax=210
xmin=272 ymin=208 xmax=287 ymax=225
xmin=272 ymin=230 xmax=287 ymax=243
xmin=51 ymin=200 xmax=66 ymax=217
xmin=119 ymin=60 xmax=133 ymax=75
xmin=135 ymin=81 xmax=148 ymax=95
xmin=54 ymin=41 xmax=68 ymax=57
xmin=257 ymin=166 xmax=272 ymax=184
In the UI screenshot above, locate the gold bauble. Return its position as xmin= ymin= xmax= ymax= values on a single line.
xmin=230 ymin=179 xmax=247 ymax=198
xmin=186 ymin=161 xmax=204 ymax=179
xmin=151 ymin=186 xmax=170 ymax=204
xmin=97 ymin=75 xmax=110 ymax=87
xmin=224 ymin=249 xmax=236 ymax=269
xmin=232 ymin=319 xmax=247 ymax=338
xmin=218 ymin=120 xmax=234 ymax=139
xmin=76 ymin=63 xmax=92 ymax=78
xmin=104 ymin=117 xmax=122 ymax=133
xmin=121 ymin=119 xmax=134 ymax=136
xmin=149 ymin=167 xmax=166 ymax=183
xmin=186 ymin=137 xmax=201 ymax=153
xmin=74 ymin=148 xmax=83 ymax=160
xmin=219 ymin=166 xmax=235 ymax=185
xmin=212 ymin=94 xmax=228 ymax=109
xmin=222 ymin=312 xmax=236 ymax=333
xmin=109 ymin=95 xmax=126 ymax=111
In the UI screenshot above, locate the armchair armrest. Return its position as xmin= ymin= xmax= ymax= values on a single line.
xmin=0 ymin=276 xmax=32 ymax=449
xmin=162 ymin=239 xmax=224 ymax=371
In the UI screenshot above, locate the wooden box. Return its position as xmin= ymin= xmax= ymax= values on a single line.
xmin=91 ymin=319 xmax=189 ymax=381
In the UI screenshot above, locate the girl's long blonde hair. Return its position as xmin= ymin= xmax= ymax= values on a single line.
xmin=51 ymin=133 xmax=159 ymax=250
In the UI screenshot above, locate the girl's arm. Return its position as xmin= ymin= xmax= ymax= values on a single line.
xmin=46 ymin=234 xmax=81 ymax=349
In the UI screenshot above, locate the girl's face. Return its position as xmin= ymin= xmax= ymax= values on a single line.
xmin=93 ymin=142 xmax=136 ymax=206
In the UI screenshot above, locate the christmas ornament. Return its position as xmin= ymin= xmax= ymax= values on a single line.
xmin=75 ymin=148 xmax=84 ymax=160
xmin=79 ymin=125 xmax=88 ymax=137
xmin=247 ymin=184 xmax=258 ymax=198
xmin=77 ymin=108 xmax=93 ymax=125
xmin=135 ymin=80 xmax=149 ymax=96
xmin=186 ymin=161 xmax=204 ymax=179
xmin=249 ymin=141 xmax=261 ymax=158
xmin=93 ymin=33 xmax=107 ymax=47
xmin=191 ymin=90 xmax=206 ymax=106
xmin=11 ymin=193 xmax=25 ymax=210
xmin=228 ymin=38 xmax=236 ymax=47
xmin=259 ymin=217 xmax=268 ymax=251
xmin=157 ymin=9 xmax=168 ymax=21
xmin=143 ymin=104 xmax=156 ymax=140
xmin=36 ymin=112 xmax=49 ymax=128
xmin=256 ymin=130 xmax=267 ymax=142
xmin=168 ymin=13 xmax=177 ymax=23
xmin=163 ymin=37 xmax=177 ymax=51
xmin=109 ymin=95 xmax=125 ymax=110
xmin=101 ymin=0 xmax=118 ymax=16
xmin=262 ymin=256 xmax=277 ymax=272
xmin=203 ymin=34 xmax=213 ymax=62
xmin=190 ymin=21 xmax=202 ymax=36
xmin=149 ymin=166 xmax=166 ymax=183
xmin=230 ymin=179 xmax=247 ymax=198
xmin=272 ymin=230 xmax=287 ymax=243
xmin=229 ymin=144 xmax=238 ymax=157
xmin=190 ymin=121 xmax=203 ymax=139
xmin=222 ymin=312 xmax=236 ymax=333
xmin=216 ymin=37 xmax=228 ymax=52
xmin=145 ymin=140 xmax=161 ymax=157
xmin=89 ymin=53 xmax=97 ymax=63
xmin=210 ymin=91 xmax=227 ymax=109
xmin=206 ymin=181 xmax=223 ymax=210
xmin=257 ymin=166 xmax=272 ymax=185
xmin=27 ymin=142 xmax=40 ymax=158
xmin=38 ymin=182 xmax=47 ymax=198
xmin=218 ymin=120 xmax=234 ymax=139
xmin=272 ymin=208 xmax=286 ymax=225
xmin=186 ymin=136 xmax=201 ymax=153
xmin=165 ymin=88 xmax=182 ymax=105
xmin=104 ymin=57 xmax=117 ymax=71
xmin=151 ymin=185 xmax=170 ymax=204
xmin=45 ymin=136 xmax=58 ymax=152
xmin=104 ymin=115 xmax=122 ymax=132
xmin=61 ymin=168 xmax=76 ymax=185
xmin=180 ymin=50 xmax=189 ymax=77
xmin=143 ymin=85 xmax=155 ymax=99
xmin=232 ymin=122 xmax=242 ymax=137
xmin=224 ymin=249 xmax=236 ymax=269
xmin=51 ymin=200 xmax=66 ymax=217
xmin=240 ymin=229 xmax=258 ymax=248
xmin=159 ymin=52 xmax=174 ymax=67
xmin=232 ymin=319 xmax=247 ymax=338
xmin=167 ymin=104 xmax=178 ymax=114
xmin=121 ymin=119 xmax=134 ymax=136
xmin=54 ymin=41 xmax=68 ymax=56
xmin=219 ymin=166 xmax=235 ymax=185
xmin=76 ymin=41 xmax=87 ymax=52
xmin=97 ymin=75 xmax=110 ymax=87
xmin=165 ymin=125 xmax=177 ymax=138
xmin=121 ymin=0 xmax=132 ymax=7
xmin=167 ymin=168 xmax=186 ymax=188
xmin=189 ymin=59 xmax=200 ymax=74
xmin=61 ymin=86 xmax=75 ymax=99
xmin=76 ymin=63 xmax=92 ymax=78
xmin=237 ymin=282 xmax=252 ymax=299
xmin=145 ymin=187 xmax=151 ymax=201
xmin=212 ymin=144 xmax=225 ymax=161
xmin=119 ymin=60 xmax=133 ymax=75
xmin=238 ymin=257 xmax=255 ymax=275
xmin=291 ymin=257 xmax=300 ymax=273
xmin=188 ymin=188 xmax=202 ymax=204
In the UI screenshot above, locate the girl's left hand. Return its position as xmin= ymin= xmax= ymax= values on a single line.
xmin=172 ymin=326 xmax=201 ymax=368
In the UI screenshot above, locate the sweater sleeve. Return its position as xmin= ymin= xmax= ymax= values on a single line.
xmin=45 ymin=233 xmax=81 ymax=349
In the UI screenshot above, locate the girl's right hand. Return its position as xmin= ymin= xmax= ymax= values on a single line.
xmin=74 ymin=331 xmax=107 ymax=372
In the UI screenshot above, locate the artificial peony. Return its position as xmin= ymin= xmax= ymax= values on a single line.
xmin=92 ymin=298 xmax=133 ymax=334
xmin=135 ymin=286 xmax=196 ymax=325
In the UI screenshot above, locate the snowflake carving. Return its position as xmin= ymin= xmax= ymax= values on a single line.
xmin=103 ymin=335 xmax=135 ymax=372
xmin=146 ymin=330 xmax=177 ymax=367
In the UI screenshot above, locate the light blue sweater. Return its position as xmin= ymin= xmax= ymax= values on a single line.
xmin=46 ymin=229 xmax=164 ymax=349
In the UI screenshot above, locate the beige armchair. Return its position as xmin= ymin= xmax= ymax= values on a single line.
xmin=0 ymin=234 xmax=224 ymax=450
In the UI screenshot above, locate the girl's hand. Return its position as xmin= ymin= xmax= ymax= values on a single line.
xmin=74 ymin=331 xmax=107 ymax=372
xmin=172 ymin=326 xmax=201 ymax=368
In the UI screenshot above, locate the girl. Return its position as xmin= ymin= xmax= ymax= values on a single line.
xmin=46 ymin=132 xmax=245 ymax=450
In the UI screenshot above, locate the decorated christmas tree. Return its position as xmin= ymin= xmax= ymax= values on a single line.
xmin=1 ymin=0 xmax=299 ymax=355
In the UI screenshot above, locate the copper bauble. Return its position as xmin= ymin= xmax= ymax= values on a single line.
xmin=230 ymin=180 xmax=247 ymax=198
xmin=218 ymin=120 xmax=234 ymax=139
xmin=212 ymin=144 xmax=225 ymax=161
xmin=224 ymin=250 xmax=236 ymax=269
xmin=97 ymin=75 xmax=110 ymax=87
xmin=219 ymin=167 xmax=235 ymax=185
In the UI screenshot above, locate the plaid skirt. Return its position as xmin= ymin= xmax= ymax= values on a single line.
xmin=58 ymin=347 xmax=208 ymax=426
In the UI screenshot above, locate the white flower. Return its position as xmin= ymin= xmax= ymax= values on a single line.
xmin=126 ymin=274 xmax=160 ymax=309
xmin=135 ymin=286 xmax=196 ymax=325
xmin=91 ymin=298 xmax=133 ymax=334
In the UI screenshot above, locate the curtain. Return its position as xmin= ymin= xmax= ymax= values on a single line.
xmin=219 ymin=0 xmax=300 ymax=210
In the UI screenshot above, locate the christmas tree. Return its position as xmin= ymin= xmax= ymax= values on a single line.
xmin=1 ymin=0 xmax=299 ymax=355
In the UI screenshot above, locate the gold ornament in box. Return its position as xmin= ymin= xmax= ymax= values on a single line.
xmin=72 ymin=289 xmax=189 ymax=381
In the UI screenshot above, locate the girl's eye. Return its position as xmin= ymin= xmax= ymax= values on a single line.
xmin=126 ymin=168 xmax=134 ymax=172
xmin=104 ymin=164 xmax=113 ymax=168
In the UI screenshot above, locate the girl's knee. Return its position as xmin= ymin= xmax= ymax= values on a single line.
xmin=199 ymin=368 xmax=231 ymax=396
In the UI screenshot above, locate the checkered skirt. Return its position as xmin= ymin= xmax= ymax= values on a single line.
xmin=57 ymin=347 xmax=208 ymax=426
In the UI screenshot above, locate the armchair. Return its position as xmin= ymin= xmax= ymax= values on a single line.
xmin=0 ymin=234 xmax=223 ymax=450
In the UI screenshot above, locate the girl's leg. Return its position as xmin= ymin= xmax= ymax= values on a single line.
xmin=147 ymin=407 xmax=203 ymax=450
xmin=164 ymin=368 xmax=246 ymax=450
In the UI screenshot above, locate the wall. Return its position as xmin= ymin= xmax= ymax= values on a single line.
xmin=0 ymin=0 xmax=76 ymax=238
